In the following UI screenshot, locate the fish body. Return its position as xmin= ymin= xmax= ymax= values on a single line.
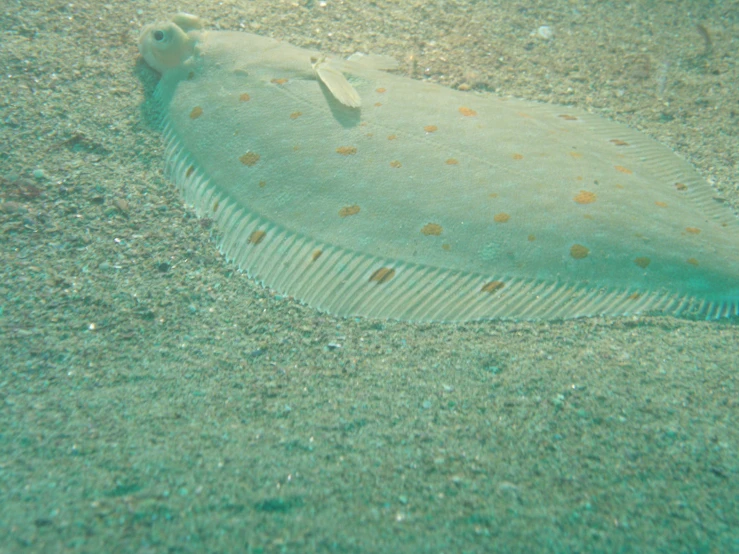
xmin=139 ymin=14 xmax=739 ymax=321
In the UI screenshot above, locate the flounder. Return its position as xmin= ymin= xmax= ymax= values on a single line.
xmin=138 ymin=14 xmax=739 ymax=321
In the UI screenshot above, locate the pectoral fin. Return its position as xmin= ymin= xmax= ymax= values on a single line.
xmin=313 ymin=57 xmax=361 ymax=108
xmin=172 ymin=13 xmax=204 ymax=32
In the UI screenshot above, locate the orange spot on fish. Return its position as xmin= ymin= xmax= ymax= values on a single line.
xmin=614 ymin=165 xmax=632 ymax=174
xmin=481 ymin=280 xmax=505 ymax=293
xmin=248 ymin=230 xmax=266 ymax=245
xmin=570 ymin=244 xmax=590 ymax=259
xmin=239 ymin=152 xmax=260 ymax=166
xmin=239 ymin=93 xmax=251 ymax=102
xmin=459 ymin=106 xmax=477 ymax=117
xmin=574 ymin=190 xmax=597 ymax=204
xmin=494 ymin=213 xmax=510 ymax=223
xmin=424 ymin=125 xmax=438 ymax=133
xmin=339 ymin=205 xmax=360 ymax=217
xmin=190 ymin=106 xmax=203 ymax=119
xmin=369 ymin=267 xmax=395 ymax=284
xmin=336 ymin=146 xmax=357 ymax=155
xmin=421 ymin=223 xmax=443 ymax=236
xmin=634 ymin=257 xmax=651 ymax=269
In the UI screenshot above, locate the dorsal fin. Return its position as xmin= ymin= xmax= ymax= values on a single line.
xmin=347 ymin=52 xmax=399 ymax=71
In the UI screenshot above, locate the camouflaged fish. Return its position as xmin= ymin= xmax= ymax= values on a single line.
xmin=138 ymin=13 xmax=739 ymax=321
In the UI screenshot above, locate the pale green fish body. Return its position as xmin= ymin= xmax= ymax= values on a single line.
xmin=138 ymin=14 xmax=739 ymax=321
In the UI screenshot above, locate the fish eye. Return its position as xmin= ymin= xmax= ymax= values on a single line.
xmin=153 ymin=29 xmax=165 ymax=41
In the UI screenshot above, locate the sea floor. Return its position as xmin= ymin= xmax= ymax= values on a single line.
xmin=1 ymin=1 xmax=738 ymax=552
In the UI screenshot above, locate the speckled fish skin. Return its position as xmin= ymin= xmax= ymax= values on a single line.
xmin=139 ymin=15 xmax=739 ymax=321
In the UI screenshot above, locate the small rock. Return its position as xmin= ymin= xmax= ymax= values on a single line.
xmin=0 ymin=201 xmax=25 ymax=214
xmin=113 ymin=198 xmax=129 ymax=212
xmin=536 ymin=25 xmax=554 ymax=40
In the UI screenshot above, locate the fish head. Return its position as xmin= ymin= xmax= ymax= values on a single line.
xmin=139 ymin=14 xmax=203 ymax=74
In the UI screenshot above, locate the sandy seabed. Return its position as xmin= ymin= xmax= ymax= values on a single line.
xmin=1 ymin=1 xmax=737 ymax=552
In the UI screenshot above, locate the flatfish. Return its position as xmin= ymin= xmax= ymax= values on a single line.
xmin=138 ymin=13 xmax=739 ymax=321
